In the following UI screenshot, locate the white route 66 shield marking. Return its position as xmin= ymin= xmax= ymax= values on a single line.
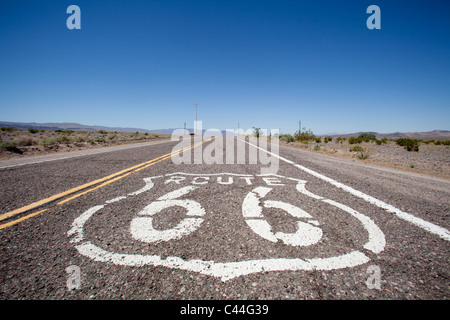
xmin=68 ymin=172 xmax=385 ymax=281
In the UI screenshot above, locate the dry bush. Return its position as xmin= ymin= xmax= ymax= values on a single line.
xmin=14 ymin=135 xmax=37 ymax=146
xmin=74 ymin=134 xmax=86 ymax=142
xmin=55 ymin=135 xmax=73 ymax=144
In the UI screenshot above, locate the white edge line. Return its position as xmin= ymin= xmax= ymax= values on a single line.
xmin=240 ymin=138 xmax=450 ymax=242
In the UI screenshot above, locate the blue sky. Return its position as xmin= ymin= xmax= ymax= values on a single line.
xmin=0 ymin=0 xmax=449 ymax=135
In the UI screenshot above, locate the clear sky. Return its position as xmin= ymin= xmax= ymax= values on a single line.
xmin=1 ymin=0 xmax=449 ymax=135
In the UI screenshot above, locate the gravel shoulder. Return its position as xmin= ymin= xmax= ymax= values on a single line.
xmin=0 ymin=139 xmax=172 ymax=169
xmin=280 ymin=140 xmax=450 ymax=179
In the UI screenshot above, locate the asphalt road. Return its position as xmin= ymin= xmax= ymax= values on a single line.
xmin=0 ymin=136 xmax=448 ymax=301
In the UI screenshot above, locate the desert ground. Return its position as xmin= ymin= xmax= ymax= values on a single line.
xmin=0 ymin=127 xmax=170 ymax=159
xmin=280 ymin=138 xmax=450 ymax=179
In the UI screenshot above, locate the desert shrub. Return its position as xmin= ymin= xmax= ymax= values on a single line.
xmin=94 ymin=136 xmax=105 ymax=143
xmin=396 ymin=138 xmax=419 ymax=152
xmin=54 ymin=129 xmax=73 ymax=134
xmin=1 ymin=127 xmax=16 ymax=132
xmin=349 ymin=133 xmax=377 ymax=145
xmin=436 ymin=140 xmax=450 ymax=145
xmin=74 ymin=134 xmax=86 ymax=142
xmin=0 ymin=140 xmax=19 ymax=151
xmin=323 ymin=136 xmax=332 ymax=143
xmin=28 ymin=128 xmax=39 ymax=134
xmin=55 ymin=135 xmax=73 ymax=144
xmin=14 ymin=135 xmax=37 ymax=146
xmin=358 ymin=152 xmax=370 ymax=160
xmin=294 ymin=128 xmax=316 ymax=142
xmin=375 ymin=139 xmax=382 ymax=145
xmin=336 ymin=137 xmax=347 ymax=144
xmin=98 ymin=130 xmax=107 ymax=134
xmin=358 ymin=133 xmax=376 ymax=142
xmin=315 ymin=137 xmax=322 ymax=143
xmin=40 ymin=138 xmax=56 ymax=146
xmin=280 ymin=134 xmax=294 ymax=143
xmin=349 ymin=144 xmax=363 ymax=152
xmin=348 ymin=137 xmax=360 ymax=144
xmin=314 ymin=145 xmax=320 ymax=151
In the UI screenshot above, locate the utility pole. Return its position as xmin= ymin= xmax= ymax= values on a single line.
xmin=194 ymin=102 xmax=198 ymax=135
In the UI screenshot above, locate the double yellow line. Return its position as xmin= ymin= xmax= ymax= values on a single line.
xmin=0 ymin=137 xmax=212 ymax=230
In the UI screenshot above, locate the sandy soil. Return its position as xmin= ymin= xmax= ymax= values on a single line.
xmin=280 ymin=140 xmax=450 ymax=179
xmin=0 ymin=129 xmax=170 ymax=160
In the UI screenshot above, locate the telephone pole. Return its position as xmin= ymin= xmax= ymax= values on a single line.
xmin=194 ymin=102 xmax=198 ymax=135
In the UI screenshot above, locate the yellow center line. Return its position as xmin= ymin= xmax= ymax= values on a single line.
xmin=0 ymin=209 xmax=49 ymax=231
xmin=0 ymin=152 xmax=172 ymax=222
xmin=56 ymin=152 xmax=174 ymax=206
xmin=0 ymin=137 xmax=212 ymax=230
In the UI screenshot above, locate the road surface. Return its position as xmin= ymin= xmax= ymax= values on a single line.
xmin=0 ymin=136 xmax=448 ymax=302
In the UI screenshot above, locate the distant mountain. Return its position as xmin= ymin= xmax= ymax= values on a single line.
xmin=377 ymin=130 xmax=450 ymax=140
xmin=2 ymin=122 xmax=447 ymax=139
xmin=0 ymin=121 xmax=234 ymax=136
xmin=0 ymin=121 xmax=175 ymax=134
xmin=326 ymin=130 xmax=450 ymax=140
